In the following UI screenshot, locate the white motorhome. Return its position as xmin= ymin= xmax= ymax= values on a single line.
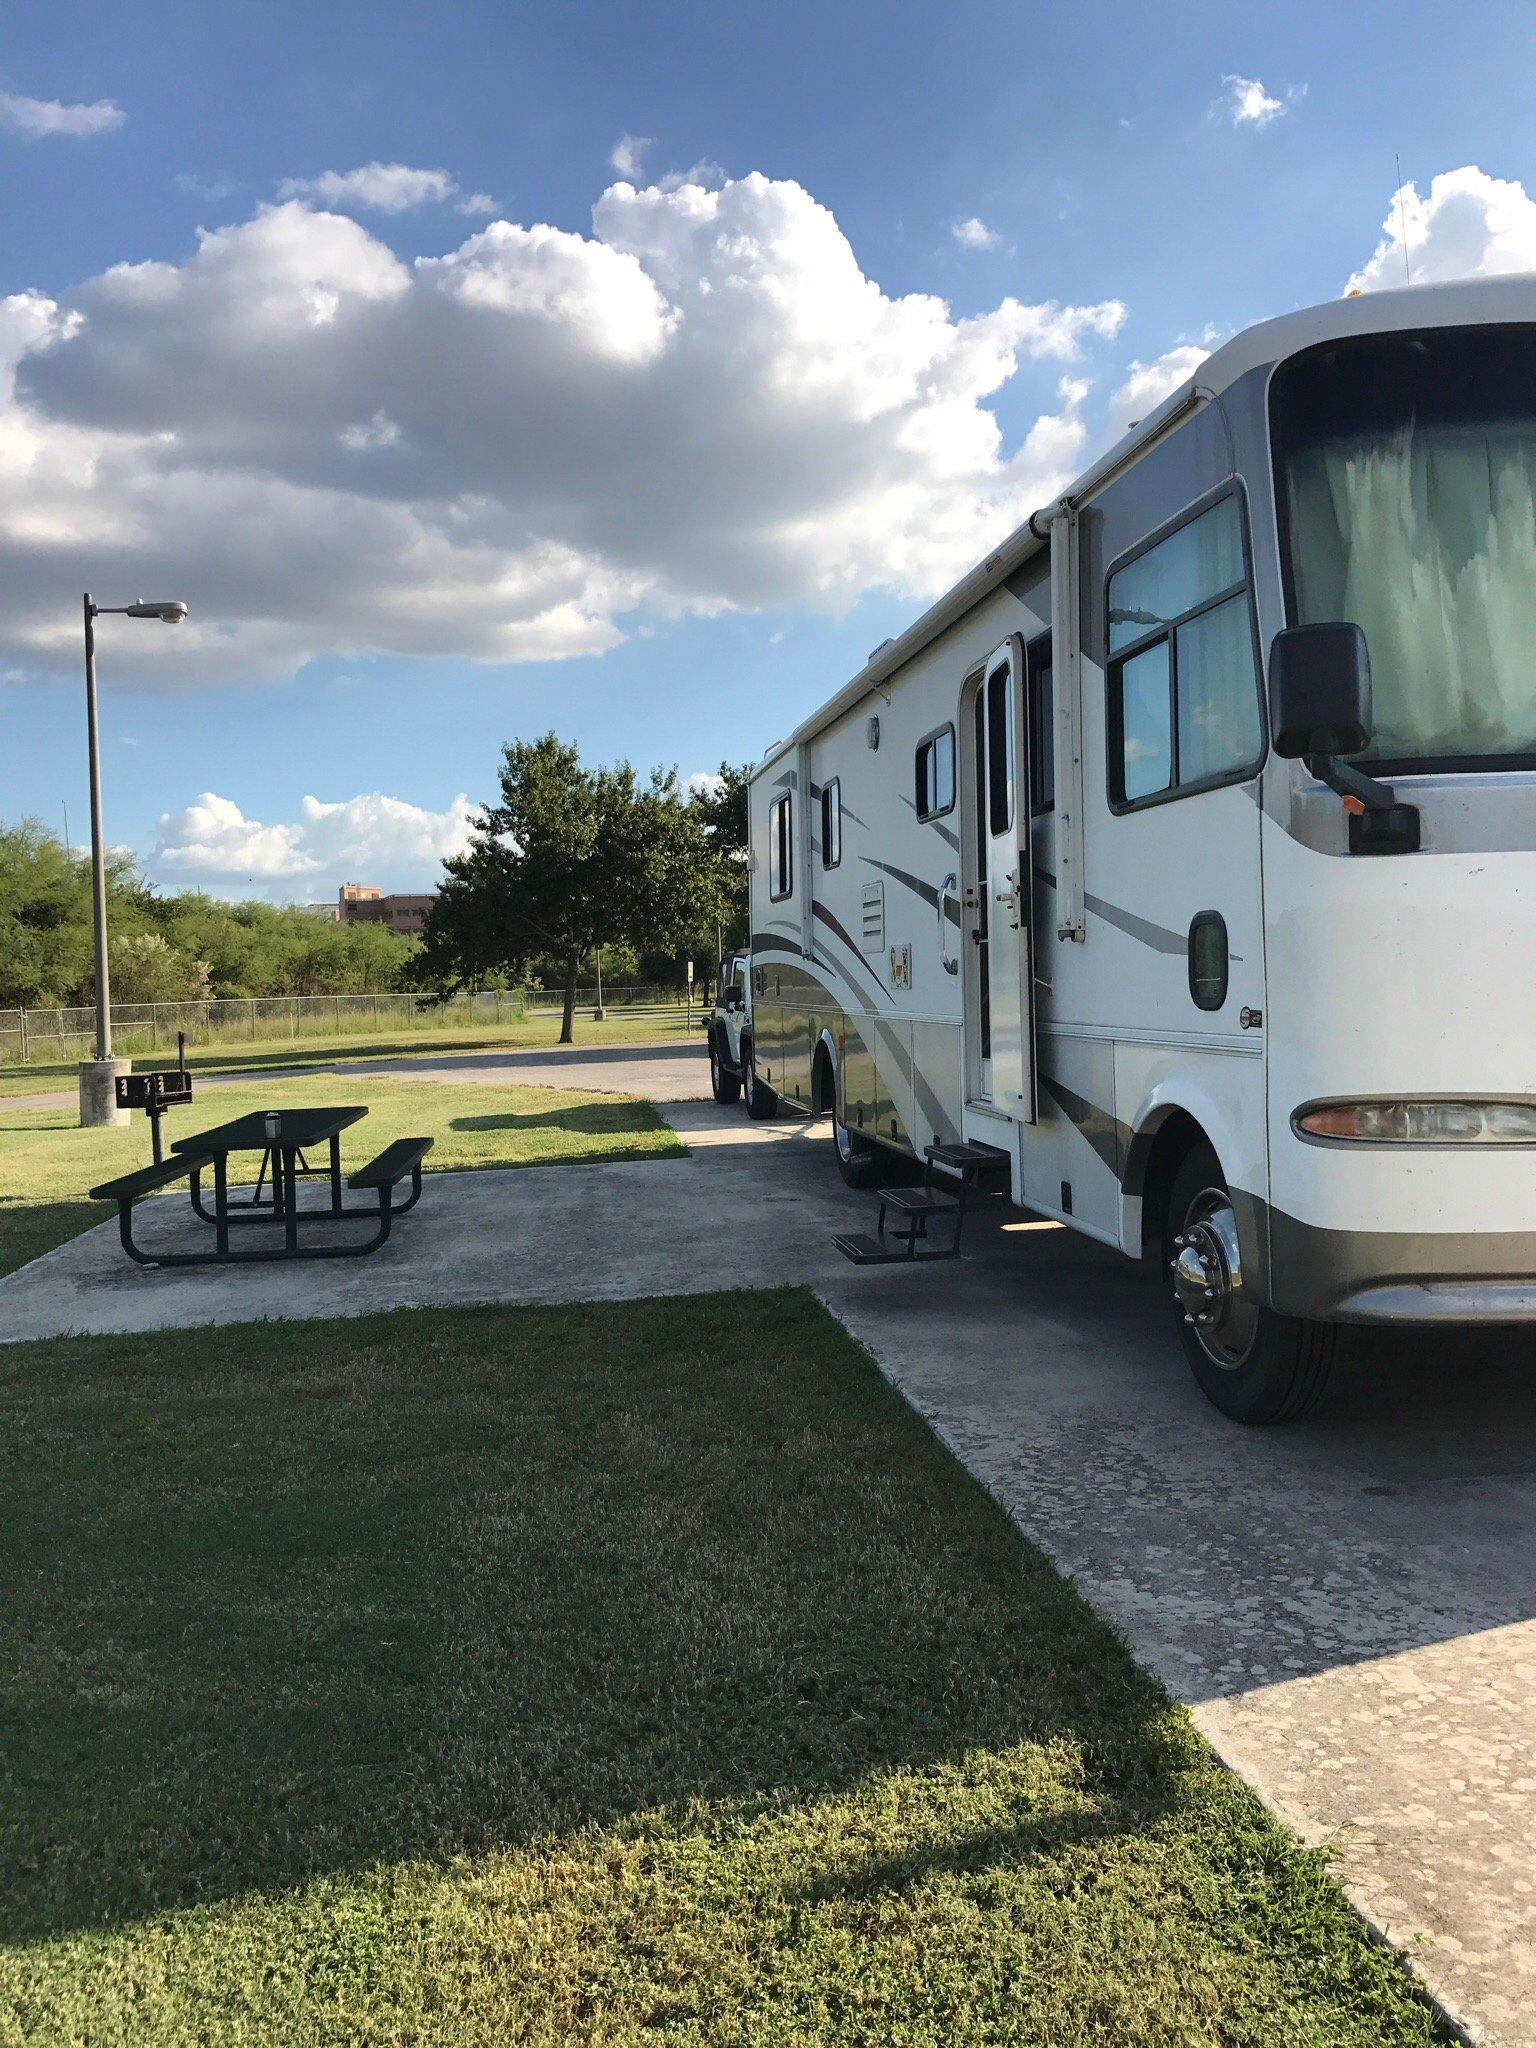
xmin=736 ymin=281 xmax=1536 ymax=1423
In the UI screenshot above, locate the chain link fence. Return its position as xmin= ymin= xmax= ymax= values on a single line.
xmin=0 ymin=985 xmax=690 ymax=1067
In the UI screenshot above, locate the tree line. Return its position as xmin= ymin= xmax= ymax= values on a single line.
xmin=0 ymin=820 xmax=418 ymax=1010
xmin=1 ymin=741 xmax=750 ymax=1037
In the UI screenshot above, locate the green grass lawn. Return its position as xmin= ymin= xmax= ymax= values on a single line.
xmin=0 ymin=1008 xmax=703 ymax=1099
xmin=0 ymin=1291 xmax=1446 ymax=2047
xmin=0 ymin=1073 xmax=682 ymax=1279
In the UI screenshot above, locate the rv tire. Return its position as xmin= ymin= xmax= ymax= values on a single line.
xmin=832 ymin=1113 xmax=880 ymax=1188
xmin=1167 ymin=1144 xmax=1336 ymax=1424
xmin=743 ymin=1041 xmax=778 ymax=1121
xmin=709 ymin=1032 xmax=741 ymax=1105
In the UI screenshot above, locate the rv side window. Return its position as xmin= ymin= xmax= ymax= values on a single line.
xmin=985 ymin=664 xmax=1013 ymax=834
xmin=1027 ymin=639 xmax=1054 ymax=815
xmin=769 ymin=792 xmax=793 ymax=899
xmin=1106 ymin=492 xmax=1264 ymax=810
xmin=914 ymin=726 xmax=955 ymax=820
xmin=820 ymin=778 xmax=841 ymax=868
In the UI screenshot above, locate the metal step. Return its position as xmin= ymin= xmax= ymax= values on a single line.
xmin=831 ymin=1231 xmax=958 ymax=1267
xmin=925 ymin=1140 xmax=1012 ymax=1187
xmin=875 ymin=1185 xmax=959 ymax=1215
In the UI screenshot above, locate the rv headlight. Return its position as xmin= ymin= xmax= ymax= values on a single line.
xmin=1295 ymin=1100 xmax=1536 ymax=1144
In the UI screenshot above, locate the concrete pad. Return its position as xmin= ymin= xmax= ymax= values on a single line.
xmin=0 ymin=1104 xmax=844 ymax=1343
xmin=1 ymin=1096 xmax=1531 ymax=2042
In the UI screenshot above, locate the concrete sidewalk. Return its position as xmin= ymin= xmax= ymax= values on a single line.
xmin=1 ymin=1098 xmax=1530 ymax=2042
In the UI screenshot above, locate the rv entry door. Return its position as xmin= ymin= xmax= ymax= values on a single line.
xmin=969 ymin=638 xmax=1036 ymax=1120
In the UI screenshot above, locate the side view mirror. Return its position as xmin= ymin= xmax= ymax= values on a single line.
xmin=1268 ymin=623 xmax=1372 ymax=759
xmin=1269 ymin=621 xmax=1420 ymax=854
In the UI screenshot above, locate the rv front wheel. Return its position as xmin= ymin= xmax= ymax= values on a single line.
xmin=743 ymin=1043 xmax=778 ymax=1121
xmin=1167 ymin=1144 xmax=1336 ymax=1424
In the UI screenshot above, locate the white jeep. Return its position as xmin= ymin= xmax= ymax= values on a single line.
xmin=707 ymin=952 xmax=777 ymax=1118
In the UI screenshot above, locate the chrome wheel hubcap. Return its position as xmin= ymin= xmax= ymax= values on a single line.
xmin=834 ymin=1117 xmax=852 ymax=1161
xmin=1172 ymin=1190 xmax=1257 ymax=1368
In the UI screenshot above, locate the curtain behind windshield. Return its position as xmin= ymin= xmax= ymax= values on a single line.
xmin=1275 ymin=327 xmax=1536 ymax=766
xmin=1287 ymin=427 xmax=1536 ymax=761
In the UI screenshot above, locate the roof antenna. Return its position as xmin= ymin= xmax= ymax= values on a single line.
xmin=1396 ymin=154 xmax=1412 ymax=284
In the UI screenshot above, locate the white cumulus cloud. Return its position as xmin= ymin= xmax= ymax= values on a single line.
xmin=1215 ymin=75 xmax=1287 ymax=128
xmin=1109 ymin=343 xmax=1211 ymax=424
xmin=952 ymin=216 xmax=1002 ymax=252
xmin=1348 ymin=165 xmax=1536 ymax=293
xmin=0 ymin=172 xmax=1129 ymax=690
xmin=0 ymin=90 xmax=125 ymax=138
xmin=278 ymin=162 xmax=459 ymax=213
xmin=152 ymin=789 xmax=478 ymax=893
xmin=609 ymin=134 xmax=652 ymax=179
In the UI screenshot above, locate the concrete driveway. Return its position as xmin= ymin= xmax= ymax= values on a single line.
xmin=1 ymin=1095 xmax=1530 ymax=2043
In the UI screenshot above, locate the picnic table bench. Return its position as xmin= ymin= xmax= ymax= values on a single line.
xmin=89 ymin=1106 xmax=432 ymax=1268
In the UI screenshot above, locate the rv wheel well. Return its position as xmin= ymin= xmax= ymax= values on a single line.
xmin=811 ymin=1037 xmax=836 ymax=1116
xmin=1135 ymin=1110 xmax=1210 ymax=1261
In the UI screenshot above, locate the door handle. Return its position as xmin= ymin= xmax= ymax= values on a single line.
xmin=937 ymin=872 xmax=959 ymax=976
xmin=994 ymin=868 xmax=1021 ymax=929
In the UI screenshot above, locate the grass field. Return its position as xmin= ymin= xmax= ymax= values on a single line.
xmin=0 ymin=1009 xmax=701 ymax=1099
xmin=0 ymin=1072 xmax=682 ymax=1279
xmin=0 ymin=1290 xmax=1444 ymax=2047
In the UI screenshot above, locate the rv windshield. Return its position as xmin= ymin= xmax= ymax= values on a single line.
xmin=1271 ymin=325 xmax=1536 ymax=768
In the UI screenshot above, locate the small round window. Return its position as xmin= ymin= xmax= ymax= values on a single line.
xmin=1188 ymin=911 xmax=1229 ymax=1011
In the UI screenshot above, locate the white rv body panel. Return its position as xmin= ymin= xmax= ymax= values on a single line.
xmin=747 ymin=278 xmax=1536 ymax=1334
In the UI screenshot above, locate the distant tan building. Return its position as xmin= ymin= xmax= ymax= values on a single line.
xmin=336 ymin=883 xmax=433 ymax=937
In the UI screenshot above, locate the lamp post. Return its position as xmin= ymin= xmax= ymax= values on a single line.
xmin=78 ymin=593 xmax=189 ymax=1127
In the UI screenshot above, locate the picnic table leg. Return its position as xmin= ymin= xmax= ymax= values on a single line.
xmin=328 ymin=1134 xmax=343 ymax=1216
xmin=213 ymin=1154 xmax=229 ymax=1257
xmin=283 ymin=1146 xmax=299 ymax=1253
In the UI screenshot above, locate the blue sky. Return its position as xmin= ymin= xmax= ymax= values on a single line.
xmin=5 ymin=0 xmax=1536 ymax=898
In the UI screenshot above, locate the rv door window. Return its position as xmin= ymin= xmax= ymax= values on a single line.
xmin=1106 ymin=490 xmax=1263 ymax=810
xmin=915 ymin=726 xmax=956 ymax=819
xmin=1027 ymin=640 xmax=1054 ymax=814
xmin=985 ymin=666 xmax=1013 ymax=833
xmin=820 ymin=778 xmax=841 ymax=868
xmin=769 ymin=792 xmax=793 ymax=899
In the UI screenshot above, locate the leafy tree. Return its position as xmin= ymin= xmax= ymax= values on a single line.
xmin=0 ymin=821 xmax=422 ymax=1013
xmin=421 ymin=734 xmax=725 ymax=1042
xmin=108 ymin=932 xmax=213 ymax=1004
xmin=0 ymin=821 xmax=152 ymax=1009
xmin=686 ymin=762 xmax=753 ymax=989
xmin=690 ymin=762 xmax=750 ymax=868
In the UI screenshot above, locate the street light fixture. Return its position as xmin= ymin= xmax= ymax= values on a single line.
xmin=79 ymin=591 xmax=189 ymax=1127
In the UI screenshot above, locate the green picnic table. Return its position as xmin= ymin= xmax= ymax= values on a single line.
xmin=89 ymin=1106 xmax=431 ymax=1268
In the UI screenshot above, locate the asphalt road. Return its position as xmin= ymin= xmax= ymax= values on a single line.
xmin=3 ymin=1037 xmax=715 ymax=1116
